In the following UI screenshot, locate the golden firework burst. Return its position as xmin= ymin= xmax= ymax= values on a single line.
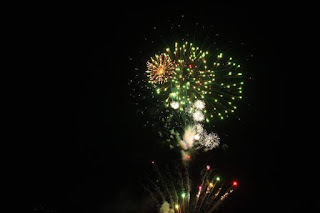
xmin=146 ymin=53 xmax=175 ymax=84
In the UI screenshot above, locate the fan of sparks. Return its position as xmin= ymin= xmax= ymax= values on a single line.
xmin=146 ymin=162 xmax=238 ymax=213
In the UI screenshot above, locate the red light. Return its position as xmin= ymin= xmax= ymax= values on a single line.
xmin=232 ymin=181 xmax=238 ymax=186
xmin=188 ymin=64 xmax=193 ymax=68
xmin=151 ymin=161 xmax=155 ymax=164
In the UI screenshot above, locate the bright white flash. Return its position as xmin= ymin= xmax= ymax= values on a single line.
xmin=170 ymin=101 xmax=179 ymax=109
xmin=194 ymin=134 xmax=200 ymax=140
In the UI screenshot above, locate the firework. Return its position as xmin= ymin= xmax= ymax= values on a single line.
xmin=130 ymin=41 xmax=244 ymax=138
xmin=193 ymin=110 xmax=205 ymax=122
xmin=146 ymin=162 xmax=238 ymax=213
xmin=146 ymin=41 xmax=244 ymax=122
xmin=129 ymin=20 xmax=246 ymax=156
xmin=147 ymin=53 xmax=176 ymax=84
xmin=198 ymin=132 xmax=220 ymax=151
xmin=170 ymin=101 xmax=180 ymax=109
xmin=180 ymin=126 xmax=196 ymax=150
xmin=194 ymin=100 xmax=205 ymax=110
xmin=178 ymin=124 xmax=220 ymax=159
xmin=137 ymin=41 xmax=244 ymax=152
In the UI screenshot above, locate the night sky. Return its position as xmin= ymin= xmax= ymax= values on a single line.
xmin=29 ymin=6 xmax=315 ymax=213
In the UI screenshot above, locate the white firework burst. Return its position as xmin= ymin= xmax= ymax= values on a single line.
xmin=194 ymin=100 xmax=205 ymax=110
xmin=193 ymin=110 xmax=205 ymax=122
xmin=199 ymin=132 xmax=220 ymax=150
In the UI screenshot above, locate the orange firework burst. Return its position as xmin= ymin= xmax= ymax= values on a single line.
xmin=146 ymin=53 xmax=175 ymax=84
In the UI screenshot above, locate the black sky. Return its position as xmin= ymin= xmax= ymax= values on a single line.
xmin=28 ymin=6 xmax=315 ymax=213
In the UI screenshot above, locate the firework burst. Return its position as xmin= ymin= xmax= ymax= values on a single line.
xmin=147 ymin=53 xmax=176 ymax=84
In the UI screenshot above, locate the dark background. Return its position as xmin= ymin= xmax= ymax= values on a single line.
xmin=28 ymin=6 xmax=315 ymax=213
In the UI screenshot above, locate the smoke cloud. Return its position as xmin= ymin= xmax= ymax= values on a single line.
xmin=159 ymin=201 xmax=174 ymax=213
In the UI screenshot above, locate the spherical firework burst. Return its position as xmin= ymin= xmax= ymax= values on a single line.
xmin=199 ymin=132 xmax=220 ymax=151
xmin=147 ymin=53 xmax=175 ymax=84
xmin=194 ymin=100 xmax=205 ymax=110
